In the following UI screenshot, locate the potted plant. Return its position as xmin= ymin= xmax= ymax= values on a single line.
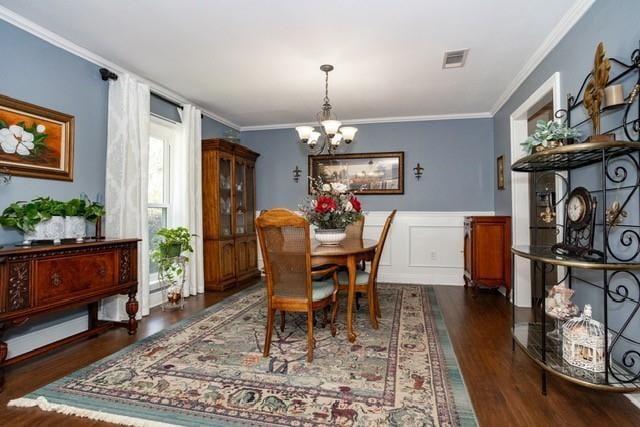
xmin=151 ymin=227 xmax=195 ymax=311
xmin=62 ymin=196 xmax=105 ymax=241
xmin=299 ymin=178 xmax=363 ymax=245
xmin=521 ymin=120 xmax=581 ymax=154
xmin=0 ymin=197 xmax=66 ymax=244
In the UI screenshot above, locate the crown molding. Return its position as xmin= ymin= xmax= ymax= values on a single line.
xmin=489 ymin=0 xmax=596 ymax=115
xmin=240 ymin=112 xmax=493 ymax=132
xmin=0 ymin=5 xmax=241 ymax=131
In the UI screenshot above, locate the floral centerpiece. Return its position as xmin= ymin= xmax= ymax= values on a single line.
xmin=300 ymin=178 xmax=363 ymax=245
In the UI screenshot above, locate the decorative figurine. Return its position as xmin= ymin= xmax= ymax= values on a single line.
xmin=605 ymin=200 xmax=627 ymax=227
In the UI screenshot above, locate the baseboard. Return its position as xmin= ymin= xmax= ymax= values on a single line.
xmin=5 ymin=315 xmax=88 ymax=359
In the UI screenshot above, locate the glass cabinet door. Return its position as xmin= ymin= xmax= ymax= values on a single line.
xmin=235 ymin=159 xmax=246 ymax=234
xmin=219 ymin=155 xmax=232 ymax=238
xmin=246 ymin=162 xmax=255 ymax=234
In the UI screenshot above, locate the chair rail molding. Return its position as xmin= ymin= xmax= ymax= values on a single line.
xmin=257 ymin=211 xmax=495 ymax=285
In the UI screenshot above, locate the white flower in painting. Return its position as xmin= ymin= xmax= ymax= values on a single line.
xmin=0 ymin=125 xmax=35 ymax=156
xmin=36 ymin=124 xmax=46 ymax=133
xmin=345 ymin=201 xmax=354 ymax=212
xmin=330 ymin=182 xmax=348 ymax=193
xmin=322 ymin=183 xmax=331 ymax=192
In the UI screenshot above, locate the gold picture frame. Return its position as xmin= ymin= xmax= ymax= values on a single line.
xmin=308 ymin=151 xmax=404 ymax=195
xmin=0 ymin=94 xmax=75 ymax=181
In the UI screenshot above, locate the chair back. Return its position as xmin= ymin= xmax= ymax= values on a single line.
xmin=369 ymin=210 xmax=397 ymax=283
xmin=256 ymin=209 xmax=312 ymax=301
xmin=345 ymin=216 xmax=365 ymax=240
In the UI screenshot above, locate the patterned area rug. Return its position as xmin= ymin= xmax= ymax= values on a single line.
xmin=9 ymin=284 xmax=477 ymax=426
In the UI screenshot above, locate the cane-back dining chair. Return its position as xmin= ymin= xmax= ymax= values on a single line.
xmin=337 ymin=210 xmax=396 ymax=329
xmin=256 ymin=208 xmax=340 ymax=362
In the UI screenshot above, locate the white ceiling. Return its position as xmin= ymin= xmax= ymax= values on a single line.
xmin=0 ymin=0 xmax=585 ymax=128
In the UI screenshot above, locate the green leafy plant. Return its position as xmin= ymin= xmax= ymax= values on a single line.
xmin=521 ymin=120 xmax=581 ymax=154
xmin=0 ymin=196 xmax=105 ymax=233
xmin=0 ymin=197 xmax=65 ymax=232
xmin=151 ymin=227 xmax=195 ymax=291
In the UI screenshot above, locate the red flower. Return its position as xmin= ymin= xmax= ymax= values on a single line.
xmin=350 ymin=196 xmax=362 ymax=212
xmin=315 ymin=196 xmax=337 ymax=213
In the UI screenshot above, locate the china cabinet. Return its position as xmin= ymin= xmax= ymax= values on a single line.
xmin=202 ymin=139 xmax=260 ymax=291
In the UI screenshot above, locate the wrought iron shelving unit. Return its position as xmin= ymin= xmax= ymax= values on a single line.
xmin=510 ymin=42 xmax=640 ymax=394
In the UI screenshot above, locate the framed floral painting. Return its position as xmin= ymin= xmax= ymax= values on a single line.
xmin=308 ymin=152 xmax=404 ymax=195
xmin=0 ymin=94 xmax=74 ymax=181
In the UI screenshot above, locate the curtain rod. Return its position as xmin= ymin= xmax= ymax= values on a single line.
xmin=100 ymin=67 xmax=203 ymax=119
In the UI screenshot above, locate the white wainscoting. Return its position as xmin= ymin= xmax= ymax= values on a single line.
xmin=257 ymin=211 xmax=494 ymax=285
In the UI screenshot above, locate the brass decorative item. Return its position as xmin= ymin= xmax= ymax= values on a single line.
xmin=539 ymin=193 xmax=556 ymax=224
xmin=605 ymin=200 xmax=627 ymax=227
xmin=584 ymin=42 xmax=613 ymax=142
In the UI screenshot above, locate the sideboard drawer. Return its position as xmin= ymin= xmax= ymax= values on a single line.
xmin=35 ymin=251 xmax=119 ymax=305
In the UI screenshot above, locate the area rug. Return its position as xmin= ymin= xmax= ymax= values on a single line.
xmin=9 ymin=283 xmax=477 ymax=426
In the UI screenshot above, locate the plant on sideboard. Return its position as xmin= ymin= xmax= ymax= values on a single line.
xmin=0 ymin=196 xmax=105 ymax=243
xmin=521 ymin=120 xmax=581 ymax=154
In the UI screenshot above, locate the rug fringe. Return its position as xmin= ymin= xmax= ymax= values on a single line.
xmin=8 ymin=396 xmax=177 ymax=427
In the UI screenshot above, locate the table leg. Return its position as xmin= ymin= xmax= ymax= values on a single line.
xmin=347 ymin=255 xmax=357 ymax=343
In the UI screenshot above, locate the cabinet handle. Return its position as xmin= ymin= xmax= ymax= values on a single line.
xmin=51 ymin=272 xmax=62 ymax=287
xmin=97 ymin=265 xmax=107 ymax=277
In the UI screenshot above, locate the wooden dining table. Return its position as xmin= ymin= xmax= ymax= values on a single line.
xmin=311 ymin=238 xmax=378 ymax=343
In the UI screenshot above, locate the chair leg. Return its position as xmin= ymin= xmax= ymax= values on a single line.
xmin=306 ymin=309 xmax=314 ymax=362
xmin=263 ymin=309 xmax=275 ymax=357
xmin=330 ymin=294 xmax=338 ymax=337
xmin=367 ymin=288 xmax=378 ymax=329
xmin=280 ymin=311 xmax=286 ymax=332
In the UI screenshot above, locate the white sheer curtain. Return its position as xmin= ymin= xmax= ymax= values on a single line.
xmin=170 ymin=104 xmax=204 ymax=296
xmin=100 ymin=73 xmax=151 ymax=320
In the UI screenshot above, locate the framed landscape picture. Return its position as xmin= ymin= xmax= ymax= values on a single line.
xmin=0 ymin=94 xmax=75 ymax=181
xmin=308 ymin=152 xmax=404 ymax=195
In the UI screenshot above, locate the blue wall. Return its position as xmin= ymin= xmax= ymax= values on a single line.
xmin=493 ymin=0 xmax=640 ymax=214
xmin=241 ymin=118 xmax=495 ymax=212
xmin=0 ymin=19 xmax=108 ymax=244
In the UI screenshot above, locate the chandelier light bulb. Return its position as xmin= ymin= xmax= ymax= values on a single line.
xmin=321 ymin=120 xmax=342 ymax=138
xmin=339 ymin=126 xmax=358 ymax=143
xmin=295 ymin=126 xmax=314 ymax=143
xmin=308 ymin=131 xmax=321 ymax=145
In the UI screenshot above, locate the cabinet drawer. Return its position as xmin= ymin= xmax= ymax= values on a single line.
xmin=35 ymin=251 xmax=118 ymax=305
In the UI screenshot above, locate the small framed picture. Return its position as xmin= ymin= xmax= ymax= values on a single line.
xmin=497 ymin=155 xmax=505 ymax=190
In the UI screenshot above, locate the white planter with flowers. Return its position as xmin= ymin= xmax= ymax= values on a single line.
xmin=300 ymin=179 xmax=363 ymax=246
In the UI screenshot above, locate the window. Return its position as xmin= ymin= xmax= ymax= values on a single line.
xmin=148 ymin=117 xmax=178 ymax=282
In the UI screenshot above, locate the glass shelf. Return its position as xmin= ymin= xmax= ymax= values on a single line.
xmin=513 ymin=322 xmax=640 ymax=392
xmin=511 ymin=141 xmax=640 ymax=172
xmin=512 ymin=245 xmax=640 ymax=270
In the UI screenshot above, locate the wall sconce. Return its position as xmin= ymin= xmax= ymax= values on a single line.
xmin=0 ymin=167 xmax=11 ymax=185
xmin=413 ymin=163 xmax=424 ymax=179
xmin=293 ymin=166 xmax=302 ymax=182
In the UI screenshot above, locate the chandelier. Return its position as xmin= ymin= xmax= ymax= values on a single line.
xmin=295 ymin=64 xmax=357 ymax=154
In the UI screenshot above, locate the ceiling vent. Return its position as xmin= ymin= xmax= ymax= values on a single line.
xmin=442 ymin=49 xmax=469 ymax=69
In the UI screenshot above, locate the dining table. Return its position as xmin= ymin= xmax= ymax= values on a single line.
xmin=311 ymin=237 xmax=378 ymax=343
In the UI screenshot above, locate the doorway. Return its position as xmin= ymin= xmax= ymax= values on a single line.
xmin=527 ymin=101 xmax=558 ymax=307
xmin=509 ymin=72 xmax=561 ymax=308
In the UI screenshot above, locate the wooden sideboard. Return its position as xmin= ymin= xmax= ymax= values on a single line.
xmin=0 ymin=238 xmax=139 ymax=391
xmin=202 ymin=139 xmax=260 ymax=291
xmin=463 ymin=216 xmax=511 ymax=297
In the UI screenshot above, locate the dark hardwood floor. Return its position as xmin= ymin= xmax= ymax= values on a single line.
xmin=0 ymin=284 xmax=638 ymax=426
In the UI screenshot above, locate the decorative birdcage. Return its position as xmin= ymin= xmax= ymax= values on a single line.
xmin=562 ymin=304 xmax=610 ymax=372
